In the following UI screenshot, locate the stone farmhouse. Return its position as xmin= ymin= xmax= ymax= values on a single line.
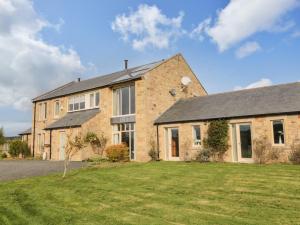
xmin=20 ymin=54 xmax=300 ymax=162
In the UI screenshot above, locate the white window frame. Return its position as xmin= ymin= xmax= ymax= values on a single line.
xmin=112 ymin=85 xmax=135 ymax=117
xmin=68 ymin=94 xmax=86 ymax=112
xmin=192 ymin=125 xmax=201 ymax=147
xmin=39 ymin=102 xmax=47 ymax=121
xmin=54 ymin=100 xmax=60 ymax=118
xmin=272 ymin=119 xmax=285 ymax=146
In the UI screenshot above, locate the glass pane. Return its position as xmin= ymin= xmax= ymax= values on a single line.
xmin=113 ymin=134 xmax=120 ymax=144
xmin=80 ymin=102 xmax=85 ymax=109
xmin=121 ymin=132 xmax=130 ymax=148
xmin=171 ymin=129 xmax=179 ymax=157
xmin=95 ymin=92 xmax=100 ymax=106
xmin=113 ymin=89 xmax=119 ymax=116
xmin=130 ymin=131 xmax=135 ymax=160
xmin=55 ymin=102 xmax=59 ymax=115
xmin=240 ymin=125 xmax=252 ymax=158
xmin=130 ymin=85 xmax=135 ymax=114
xmin=273 ymin=121 xmax=284 ymax=144
xmin=121 ymin=87 xmax=129 ymax=115
xmin=90 ymin=93 xmax=94 ymax=108
xmin=193 ymin=126 xmax=201 ymax=145
xmin=74 ymin=103 xmax=79 ymax=110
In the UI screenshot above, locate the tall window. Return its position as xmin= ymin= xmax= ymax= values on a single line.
xmin=89 ymin=92 xmax=100 ymax=108
xmin=54 ymin=101 xmax=60 ymax=118
xmin=192 ymin=125 xmax=201 ymax=146
xmin=112 ymin=123 xmax=135 ymax=160
xmin=95 ymin=92 xmax=100 ymax=107
xmin=68 ymin=95 xmax=85 ymax=112
xmin=113 ymin=85 xmax=135 ymax=116
xmin=39 ymin=102 xmax=47 ymax=120
xmin=273 ymin=120 xmax=285 ymax=144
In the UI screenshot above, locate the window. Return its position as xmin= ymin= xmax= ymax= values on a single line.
xmin=112 ymin=123 xmax=135 ymax=160
xmin=95 ymin=92 xmax=100 ymax=107
xmin=54 ymin=101 xmax=60 ymax=118
xmin=192 ymin=125 xmax=201 ymax=146
xmin=68 ymin=95 xmax=85 ymax=112
xmin=113 ymin=85 xmax=135 ymax=116
xmin=273 ymin=120 xmax=285 ymax=144
xmin=39 ymin=102 xmax=47 ymax=120
xmin=89 ymin=93 xmax=94 ymax=108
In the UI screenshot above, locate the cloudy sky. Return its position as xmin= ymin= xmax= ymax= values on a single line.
xmin=1 ymin=0 xmax=300 ymax=136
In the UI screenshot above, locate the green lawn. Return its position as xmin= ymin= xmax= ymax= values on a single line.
xmin=0 ymin=162 xmax=300 ymax=225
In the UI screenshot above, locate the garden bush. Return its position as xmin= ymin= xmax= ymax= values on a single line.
xmin=203 ymin=120 xmax=229 ymax=160
xmin=289 ymin=142 xmax=300 ymax=164
xmin=105 ymin=144 xmax=129 ymax=162
xmin=9 ymin=140 xmax=31 ymax=158
xmin=196 ymin=149 xmax=211 ymax=162
xmin=148 ymin=138 xmax=159 ymax=161
xmin=1 ymin=152 xmax=7 ymax=159
xmin=253 ymin=135 xmax=271 ymax=164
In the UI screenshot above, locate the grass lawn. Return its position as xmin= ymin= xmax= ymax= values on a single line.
xmin=0 ymin=162 xmax=300 ymax=225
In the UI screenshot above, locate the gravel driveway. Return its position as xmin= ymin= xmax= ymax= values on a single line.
xmin=0 ymin=160 xmax=87 ymax=181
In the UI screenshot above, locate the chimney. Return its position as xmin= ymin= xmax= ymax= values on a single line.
xmin=77 ymin=78 xmax=81 ymax=82
xmin=124 ymin=59 xmax=128 ymax=70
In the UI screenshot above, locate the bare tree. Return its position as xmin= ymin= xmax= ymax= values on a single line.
xmin=63 ymin=130 xmax=86 ymax=178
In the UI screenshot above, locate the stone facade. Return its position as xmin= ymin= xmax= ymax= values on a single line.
xmin=31 ymin=54 xmax=206 ymax=161
xmin=157 ymin=114 xmax=300 ymax=163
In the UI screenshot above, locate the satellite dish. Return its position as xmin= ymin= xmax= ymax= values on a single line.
xmin=181 ymin=76 xmax=192 ymax=86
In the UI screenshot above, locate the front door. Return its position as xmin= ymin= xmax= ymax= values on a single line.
xmin=59 ymin=132 xmax=66 ymax=160
xmin=167 ymin=128 xmax=179 ymax=160
xmin=236 ymin=124 xmax=253 ymax=163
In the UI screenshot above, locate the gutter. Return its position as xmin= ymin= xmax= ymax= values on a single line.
xmin=32 ymin=102 xmax=36 ymax=157
xmin=156 ymin=125 xmax=160 ymax=160
xmin=49 ymin=130 xmax=52 ymax=160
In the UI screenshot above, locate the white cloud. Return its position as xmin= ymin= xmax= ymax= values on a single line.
xmin=190 ymin=17 xmax=211 ymax=41
xmin=111 ymin=4 xmax=184 ymax=50
xmin=291 ymin=30 xmax=300 ymax=38
xmin=205 ymin=0 xmax=299 ymax=51
xmin=0 ymin=121 xmax=31 ymax=136
xmin=234 ymin=78 xmax=273 ymax=90
xmin=235 ymin=41 xmax=261 ymax=59
xmin=0 ymin=0 xmax=85 ymax=111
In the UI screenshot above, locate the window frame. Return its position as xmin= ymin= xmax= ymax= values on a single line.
xmin=68 ymin=94 xmax=86 ymax=112
xmin=271 ymin=119 xmax=285 ymax=146
xmin=54 ymin=100 xmax=60 ymax=118
xmin=192 ymin=125 xmax=201 ymax=147
xmin=112 ymin=84 xmax=135 ymax=117
xmin=38 ymin=102 xmax=47 ymax=121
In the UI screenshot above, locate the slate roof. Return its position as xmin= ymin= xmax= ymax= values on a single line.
xmin=155 ymin=82 xmax=300 ymax=124
xmin=45 ymin=109 xmax=99 ymax=130
xmin=19 ymin=128 xmax=32 ymax=135
xmin=33 ymin=60 xmax=163 ymax=102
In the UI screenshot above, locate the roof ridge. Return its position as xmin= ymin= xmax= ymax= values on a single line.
xmin=32 ymin=81 xmax=75 ymax=101
xmin=182 ymin=81 xmax=300 ymax=102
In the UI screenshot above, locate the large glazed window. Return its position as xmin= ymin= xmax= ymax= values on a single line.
xmin=113 ymin=85 xmax=135 ymax=116
xmin=112 ymin=123 xmax=135 ymax=160
xmin=68 ymin=95 xmax=85 ymax=112
xmin=192 ymin=125 xmax=201 ymax=146
xmin=273 ymin=120 xmax=285 ymax=144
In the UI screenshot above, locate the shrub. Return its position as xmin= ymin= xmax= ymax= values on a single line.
xmin=9 ymin=140 xmax=31 ymax=158
xmin=203 ymin=120 xmax=229 ymax=160
xmin=84 ymin=132 xmax=107 ymax=156
xmin=267 ymin=148 xmax=280 ymax=162
xmin=196 ymin=149 xmax=211 ymax=162
xmin=148 ymin=138 xmax=159 ymax=161
xmin=1 ymin=152 xmax=7 ymax=159
xmin=289 ymin=142 xmax=300 ymax=164
xmin=253 ymin=135 xmax=271 ymax=164
xmin=105 ymin=144 xmax=129 ymax=162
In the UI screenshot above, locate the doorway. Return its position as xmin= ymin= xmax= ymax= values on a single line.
xmin=232 ymin=123 xmax=253 ymax=163
xmin=167 ymin=128 xmax=179 ymax=160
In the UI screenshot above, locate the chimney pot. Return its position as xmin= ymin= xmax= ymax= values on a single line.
xmin=124 ymin=59 xmax=128 ymax=70
xmin=77 ymin=78 xmax=81 ymax=82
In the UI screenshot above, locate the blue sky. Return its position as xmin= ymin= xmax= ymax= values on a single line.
xmin=0 ymin=0 xmax=300 ymax=136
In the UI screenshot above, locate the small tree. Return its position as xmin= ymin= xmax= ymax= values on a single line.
xmin=63 ymin=131 xmax=86 ymax=178
xmin=0 ymin=127 xmax=5 ymax=146
xmin=9 ymin=140 xmax=30 ymax=158
xmin=84 ymin=131 xmax=107 ymax=157
xmin=203 ymin=120 xmax=229 ymax=160
xmin=148 ymin=137 xmax=159 ymax=161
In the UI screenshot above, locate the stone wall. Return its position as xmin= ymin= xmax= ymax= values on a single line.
xmin=157 ymin=114 xmax=300 ymax=163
